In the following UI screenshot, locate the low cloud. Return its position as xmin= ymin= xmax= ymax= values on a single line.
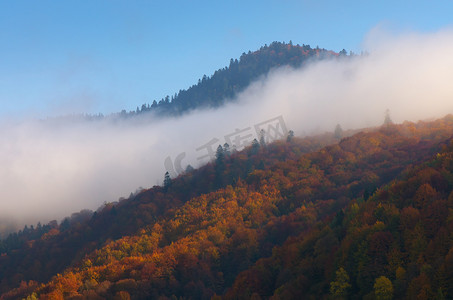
xmin=2 ymin=27 xmax=453 ymax=231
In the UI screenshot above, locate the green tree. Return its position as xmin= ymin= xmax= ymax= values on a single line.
xmin=163 ymin=171 xmax=172 ymax=190
xmin=215 ymin=145 xmax=226 ymax=187
xmin=185 ymin=164 xmax=194 ymax=173
xmin=251 ymin=138 xmax=260 ymax=155
xmin=223 ymin=143 xmax=231 ymax=156
xmin=374 ymin=276 xmax=393 ymax=300
xmin=215 ymin=145 xmax=225 ymax=165
xmin=329 ymin=267 xmax=351 ymax=299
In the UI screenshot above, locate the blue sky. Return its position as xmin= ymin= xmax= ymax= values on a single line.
xmin=1 ymin=0 xmax=453 ymax=118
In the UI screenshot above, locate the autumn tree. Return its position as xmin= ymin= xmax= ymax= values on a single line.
xmin=414 ymin=183 xmax=438 ymax=209
xmin=374 ymin=276 xmax=393 ymax=300
xmin=329 ymin=267 xmax=351 ymax=299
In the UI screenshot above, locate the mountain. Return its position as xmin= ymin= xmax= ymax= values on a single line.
xmin=47 ymin=42 xmax=341 ymax=122
xmin=2 ymin=42 xmax=453 ymax=300
xmin=120 ymin=41 xmax=341 ymax=117
xmin=3 ymin=116 xmax=453 ymax=299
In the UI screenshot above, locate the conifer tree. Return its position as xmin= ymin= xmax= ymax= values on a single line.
xmin=163 ymin=171 xmax=172 ymax=190
xmin=287 ymin=130 xmax=294 ymax=142
xmin=384 ymin=109 xmax=393 ymax=125
xmin=334 ymin=124 xmax=343 ymax=139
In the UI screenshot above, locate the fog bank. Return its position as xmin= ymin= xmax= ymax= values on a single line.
xmin=2 ymin=27 xmax=453 ymax=230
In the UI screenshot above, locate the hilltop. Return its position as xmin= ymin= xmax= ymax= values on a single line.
xmin=120 ymin=41 xmax=342 ymax=117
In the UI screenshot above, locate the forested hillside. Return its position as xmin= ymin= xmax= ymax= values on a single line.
xmin=122 ymin=41 xmax=340 ymax=117
xmin=225 ymin=124 xmax=453 ymax=299
xmin=0 ymin=129 xmax=340 ymax=297
xmin=3 ymin=116 xmax=453 ymax=299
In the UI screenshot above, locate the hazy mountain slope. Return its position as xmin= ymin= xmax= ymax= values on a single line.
xmin=122 ymin=41 xmax=340 ymax=117
xmin=7 ymin=116 xmax=453 ymax=299
xmin=0 ymin=130 xmax=340 ymax=297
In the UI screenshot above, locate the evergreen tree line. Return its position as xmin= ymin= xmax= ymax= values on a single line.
xmin=121 ymin=41 xmax=343 ymax=117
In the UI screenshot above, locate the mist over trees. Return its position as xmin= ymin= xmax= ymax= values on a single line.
xmin=120 ymin=41 xmax=342 ymax=117
xmin=3 ymin=32 xmax=453 ymax=299
xmin=40 ymin=41 xmax=346 ymax=124
xmin=3 ymin=115 xmax=453 ymax=299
